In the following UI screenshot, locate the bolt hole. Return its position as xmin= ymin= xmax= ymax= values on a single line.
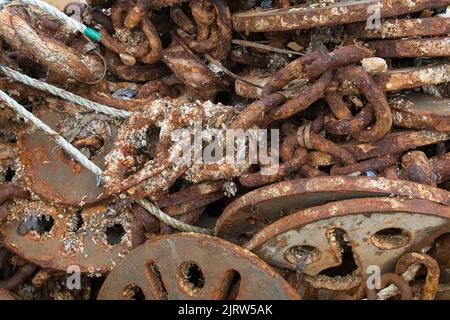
xmin=319 ymin=228 xmax=359 ymax=277
xmin=122 ymin=284 xmax=145 ymax=300
xmin=221 ymin=270 xmax=241 ymax=300
xmin=17 ymin=215 xmax=54 ymax=236
xmin=145 ymin=261 xmax=168 ymax=300
xmin=4 ymin=167 xmax=15 ymax=182
xmin=176 ymin=261 xmax=205 ymax=296
xmin=284 ymin=245 xmax=321 ymax=266
xmin=105 ymin=223 xmax=125 ymax=245
xmin=371 ymin=228 xmax=411 ymax=250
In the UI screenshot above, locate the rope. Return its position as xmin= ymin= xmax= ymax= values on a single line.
xmin=0 ymin=66 xmax=132 ymax=118
xmin=136 ymin=199 xmax=213 ymax=235
xmin=0 ymin=89 xmax=104 ymax=176
xmin=0 ymin=0 xmax=101 ymax=41
xmin=0 ymin=89 xmax=213 ymax=235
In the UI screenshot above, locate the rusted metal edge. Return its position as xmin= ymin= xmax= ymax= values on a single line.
xmin=244 ymin=197 xmax=450 ymax=251
xmin=232 ymin=0 xmax=450 ymax=32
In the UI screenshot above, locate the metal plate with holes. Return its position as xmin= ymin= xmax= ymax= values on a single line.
xmin=215 ymin=176 xmax=450 ymax=243
xmin=245 ymin=197 xmax=450 ymax=291
xmin=391 ymin=93 xmax=450 ymax=131
xmin=0 ymin=200 xmax=132 ymax=273
xmin=18 ymin=107 xmax=117 ymax=206
xmin=97 ymin=233 xmax=300 ymax=300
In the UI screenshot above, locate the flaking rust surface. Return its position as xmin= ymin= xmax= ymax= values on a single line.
xmin=0 ymin=199 xmax=132 ymax=274
xmin=391 ymin=93 xmax=450 ymax=131
xmin=215 ymin=176 xmax=450 ymax=242
xmin=18 ymin=107 xmax=117 ymax=206
xmin=97 ymin=233 xmax=300 ymax=300
xmin=245 ymin=198 xmax=450 ymax=288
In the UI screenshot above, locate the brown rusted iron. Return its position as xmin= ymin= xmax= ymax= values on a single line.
xmin=0 ymin=288 xmax=19 ymax=300
xmin=401 ymin=151 xmax=435 ymax=186
xmin=395 ymin=252 xmax=440 ymax=300
xmin=0 ymin=199 xmax=132 ymax=273
xmin=239 ymin=147 xmax=307 ymax=188
xmin=99 ymin=0 xmax=163 ymax=65
xmin=1 ymin=0 xmax=450 ymax=301
xmin=0 ymin=247 xmax=36 ymax=291
xmin=305 ymin=46 xmax=373 ymax=80
xmin=375 ymin=151 xmax=450 ymax=185
xmin=390 ymin=93 xmax=450 ymax=131
xmin=232 ymin=0 xmax=449 ymax=33
xmin=0 ymin=7 xmax=103 ymax=83
xmin=103 ymin=97 xmax=250 ymax=200
xmin=431 ymin=152 xmax=450 ymax=184
xmin=307 ymin=130 xmax=450 ymax=167
xmin=0 ymin=183 xmax=30 ymax=222
xmin=428 ymin=233 xmax=450 ymax=267
xmin=365 ymin=273 xmax=413 ymax=300
xmin=334 ymin=65 xmax=393 ymax=142
xmin=97 ymin=233 xmax=300 ymax=300
xmin=349 ymin=17 xmax=450 ymax=39
xmin=244 ymin=197 xmax=450 ymax=291
xmin=237 ymin=63 xmax=450 ymax=99
xmin=260 ymin=70 xmax=333 ymax=126
xmin=105 ymin=51 xmax=169 ymax=82
xmin=176 ymin=0 xmax=232 ymax=61
xmin=89 ymin=79 xmax=159 ymax=111
xmin=18 ymin=107 xmax=117 ymax=206
xmin=162 ymin=38 xmax=224 ymax=100
xmin=215 ymin=176 xmax=450 ymax=242
xmin=330 ymin=154 xmax=400 ymax=176
xmin=368 ymin=37 xmax=450 ymax=58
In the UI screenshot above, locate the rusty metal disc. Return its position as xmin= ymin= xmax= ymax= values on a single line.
xmin=0 ymin=199 xmax=132 ymax=273
xmin=391 ymin=93 xmax=450 ymax=131
xmin=0 ymin=289 xmax=18 ymax=300
xmin=244 ymin=197 xmax=450 ymax=291
xmin=18 ymin=107 xmax=117 ymax=206
xmin=215 ymin=176 xmax=450 ymax=242
xmin=97 ymin=233 xmax=300 ymax=300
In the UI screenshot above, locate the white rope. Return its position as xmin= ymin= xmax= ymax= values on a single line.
xmin=0 ymin=66 xmax=132 ymax=118
xmin=0 ymin=89 xmax=213 ymax=234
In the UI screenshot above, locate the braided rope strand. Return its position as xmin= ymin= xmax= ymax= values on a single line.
xmin=0 ymin=66 xmax=132 ymax=118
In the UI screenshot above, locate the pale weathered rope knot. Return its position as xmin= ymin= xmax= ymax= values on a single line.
xmin=297 ymin=123 xmax=313 ymax=149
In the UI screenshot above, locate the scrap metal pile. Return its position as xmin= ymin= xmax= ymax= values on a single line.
xmin=0 ymin=0 xmax=449 ymax=300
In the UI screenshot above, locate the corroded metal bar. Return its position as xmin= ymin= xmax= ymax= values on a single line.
xmin=349 ymin=17 xmax=450 ymax=39
xmin=307 ymin=130 xmax=450 ymax=167
xmin=236 ymin=64 xmax=450 ymax=99
xmin=391 ymin=93 xmax=450 ymax=131
xmin=376 ymin=64 xmax=450 ymax=91
xmin=232 ymin=0 xmax=450 ymax=32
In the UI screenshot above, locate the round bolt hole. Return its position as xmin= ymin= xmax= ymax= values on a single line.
xmin=284 ymin=245 xmax=321 ymax=266
xmin=176 ymin=261 xmax=205 ymax=296
xmin=17 ymin=215 xmax=54 ymax=236
xmin=105 ymin=224 xmax=125 ymax=245
xmin=371 ymin=228 xmax=411 ymax=250
xmin=122 ymin=284 xmax=145 ymax=300
xmin=4 ymin=167 xmax=15 ymax=182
